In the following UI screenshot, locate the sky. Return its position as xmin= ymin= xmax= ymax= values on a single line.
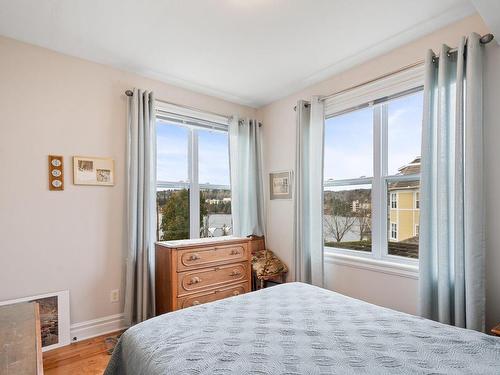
xmin=157 ymin=91 xmax=422 ymax=187
xmin=324 ymin=91 xmax=423 ymax=181
xmin=156 ymin=121 xmax=230 ymax=186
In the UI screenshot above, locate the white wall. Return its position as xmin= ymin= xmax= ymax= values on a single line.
xmin=325 ymin=260 xmax=418 ymax=315
xmin=0 ymin=35 xmax=255 ymax=329
xmin=258 ymin=14 xmax=500 ymax=330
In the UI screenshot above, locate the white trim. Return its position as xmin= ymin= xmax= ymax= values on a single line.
xmin=70 ymin=313 xmax=128 ymax=342
xmin=156 ymin=100 xmax=230 ymax=127
xmin=189 ymin=129 xmax=200 ymax=238
xmin=385 ymin=173 xmax=420 ymax=182
xmin=324 ymin=251 xmax=419 ymax=279
xmin=324 ymin=177 xmax=372 ymax=187
xmin=157 ymin=181 xmax=230 ymax=190
xmin=372 ymin=105 xmax=383 ymax=259
xmin=324 ymin=64 xmax=424 ymax=116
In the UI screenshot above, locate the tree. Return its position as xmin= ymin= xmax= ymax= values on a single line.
xmin=356 ymin=208 xmax=371 ymax=241
xmin=324 ymin=215 xmax=356 ymax=242
xmin=323 ymin=196 xmax=356 ymax=242
xmin=160 ymin=189 xmax=207 ymax=240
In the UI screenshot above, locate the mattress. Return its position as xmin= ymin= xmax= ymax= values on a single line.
xmin=105 ymin=282 xmax=500 ymax=374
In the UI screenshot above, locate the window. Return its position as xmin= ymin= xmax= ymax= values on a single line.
xmin=415 ymin=224 xmax=419 ymax=236
xmin=156 ymin=106 xmax=231 ymax=241
xmin=390 ymin=193 xmax=397 ymax=208
xmin=390 ymin=223 xmax=398 ymax=240
xmin=324 ymin=87 xmax=422 ymax=262
xmin=324 ymin=107 xmax=373 ymax=253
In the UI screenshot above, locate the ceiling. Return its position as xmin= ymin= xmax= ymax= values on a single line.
xmin=0 ymin=1 xmax=486 ymax=107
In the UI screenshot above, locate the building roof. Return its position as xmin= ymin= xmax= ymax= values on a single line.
xmin=389 ymin=157 xmax=420 ymax=190
xmin=397 ymin=157 xmax=421 ymax=175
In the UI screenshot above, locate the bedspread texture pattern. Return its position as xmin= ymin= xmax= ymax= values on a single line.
xmin=105 ymin=282 xmax=500 ymax=374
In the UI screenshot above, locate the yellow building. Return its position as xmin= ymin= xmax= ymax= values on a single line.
xmin=388 ymin=158 xmax=420 ymax=243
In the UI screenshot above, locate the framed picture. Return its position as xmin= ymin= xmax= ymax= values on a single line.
xmin=73 ymin=156 xmax=115 ymax=186
xmin=270 ymin=170 xmax=293 ymax=200
xmin=0 ymin=290 xmax=70 ymax=351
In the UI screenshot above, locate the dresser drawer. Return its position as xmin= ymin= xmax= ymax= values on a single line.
xmin=177 ymin=243 xmax=247 ymax=271
xmin=178 ymin=262 xmax=247 ymax=296
xmin=178 ymin=282 xmax=248 ymax=309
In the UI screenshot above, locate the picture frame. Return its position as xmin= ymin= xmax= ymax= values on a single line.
xmin=0 ymin=290 xmax=70 ymax=351
xmin=73 ymin=156 xmax=115 ymax=186
xmin=269 ymin=170 xmax=293 ymax=200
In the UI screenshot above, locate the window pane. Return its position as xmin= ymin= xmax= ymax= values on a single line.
xmin=324 ymin=107 xmax=373 ymax=181
xmin=156 ymin=120 xmax=189 ymax=182
xmin=387 ymin=179 xmax=420 ymax=258
xmin=200 ymin=189 xmax=232 ymax=238
xmin=387 ymin=91 xmax=423 ymax=176
xmin=324 ymin=184 xmax=372 ymax=252
xmin=199 ymin=129 xmax=230 ymax=186
xmin=156 ymin=188 xmax=190 ymax=240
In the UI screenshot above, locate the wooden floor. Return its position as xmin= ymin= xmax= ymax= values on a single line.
xmin=43 ymin=331 xmax=122 ymax=375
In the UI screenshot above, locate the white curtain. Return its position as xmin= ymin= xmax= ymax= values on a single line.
xmin=124 ymin=89 xmax=157 ymax=326
xmin=418 ymin=33 xmax=485 ymax=331
xmin=229 ymin=118 xmax=266 ymax=237
xmin=294 ymin=97 xmax=325 ymax=287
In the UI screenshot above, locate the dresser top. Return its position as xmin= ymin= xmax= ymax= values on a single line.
xmin=157 ymin=236 xmax=248 ymax=249
xmin=0 ymin=302 xmax=40 ymax=374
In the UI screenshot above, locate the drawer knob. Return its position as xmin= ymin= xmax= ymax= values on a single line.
xmin=230 ymin=270 xmax=241 ymax=276
xmin=192 ymin=300 xmax=200 ymax=306
xmin=230 ymin=249 xmax=240 ymax=255
xmin=188 ymin=276 xmax=202 ymax=285
xmin=189 ymin=253 xmax=200 ymax=261
xmin=233 ymin=291 xmax=240 ymax=296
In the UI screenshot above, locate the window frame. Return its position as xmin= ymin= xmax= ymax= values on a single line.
xmin=323 ymin=65 xmax=423 ymax=266
xmin=155 ymin=102 xmax=231 ymax=240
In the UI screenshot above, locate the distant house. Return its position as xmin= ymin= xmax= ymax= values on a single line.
xmin=206 ymin=199 xmax=221 ymax=204
xmin=388 ymin=157 xmax=420 ymax=243
xmin=351 ymin=199 xmax=371 ymax=213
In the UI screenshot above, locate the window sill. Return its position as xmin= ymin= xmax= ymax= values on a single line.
xmin=324 ymin=251 xmax=419 ymax=280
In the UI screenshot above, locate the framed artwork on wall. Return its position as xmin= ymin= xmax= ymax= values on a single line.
xmin=73 ymin=156 xmax=115 ymax=186
xmin=0 ymin=290 xmax=70 ymax=351
xmin=270 ymin=170 xmax=293 ymax=200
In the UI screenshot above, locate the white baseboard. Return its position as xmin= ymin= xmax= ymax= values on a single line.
xmin=70 ymin=313 xmax=128 ymax=342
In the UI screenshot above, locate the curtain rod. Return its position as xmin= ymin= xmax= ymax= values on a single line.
xmin=125 ymin=89 xmax=233 ymax=121
xmin=317 ymin=33 xmax=494 ymax=103
xmin=125 ymin=89 xmax=263 ymax=127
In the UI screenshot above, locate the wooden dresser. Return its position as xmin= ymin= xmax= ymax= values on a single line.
xmin=155 ymin=236 xmax=251 ymax=314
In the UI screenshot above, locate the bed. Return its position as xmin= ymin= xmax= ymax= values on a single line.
xmin=105 ymin=282 xmax=500 ymax=374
